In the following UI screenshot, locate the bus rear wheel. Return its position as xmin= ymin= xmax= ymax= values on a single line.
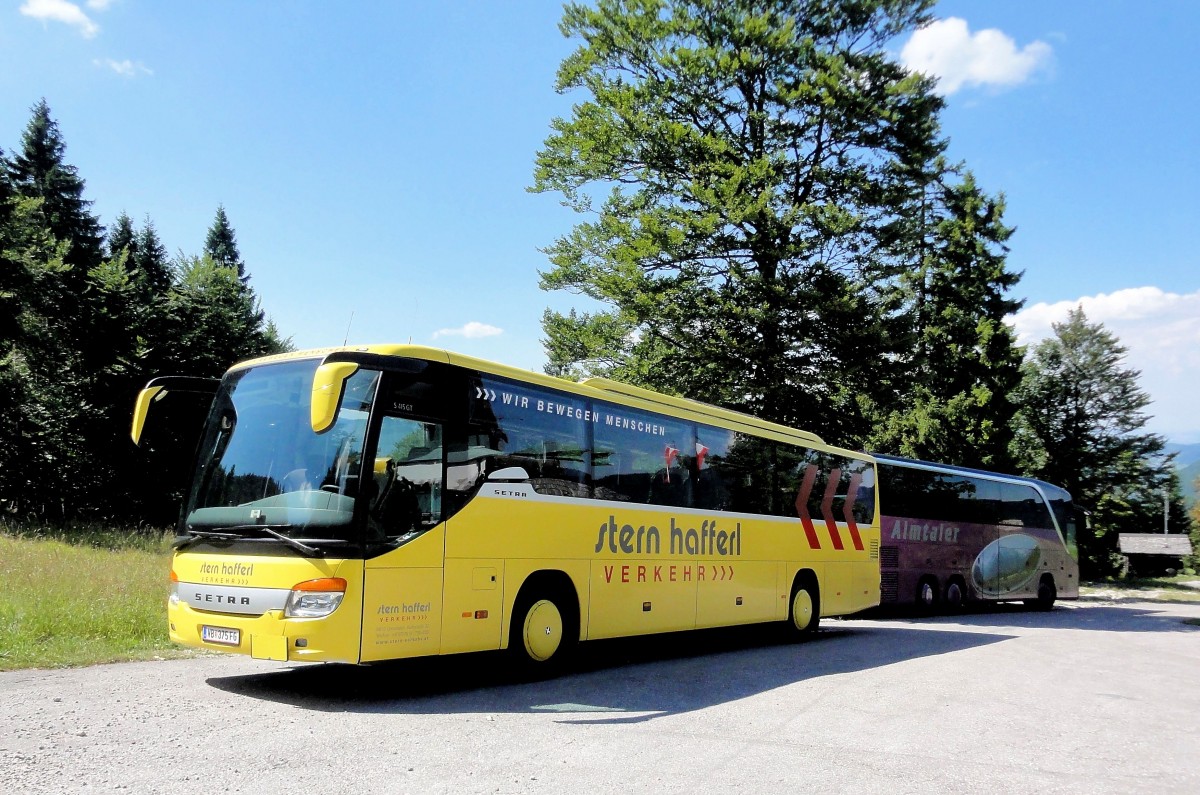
xmin=786 ymin=579 xmax=820 ymax=639
xmin=944 ymin=579 xmax=965 ymax=611
xmin=509 ymin=587 xmax=577 ymax=677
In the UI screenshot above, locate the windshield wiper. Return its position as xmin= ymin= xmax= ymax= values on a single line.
xmin=173 ymin=529 xmax=241 ymax=550
xmin=220 ymin=524 xmax=320 ymax=555
xmin=178 ymin=524 xmax=351 ymax=556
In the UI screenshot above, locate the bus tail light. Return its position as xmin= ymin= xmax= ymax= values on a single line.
xmin=285 ymin=578 xmax=348 ymax=618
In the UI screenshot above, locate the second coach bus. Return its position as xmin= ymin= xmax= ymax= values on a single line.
xmin=133 ymin=345 xmax=881 ymax=673
xmin=874 ymin=454 xmax=1081 ymax=611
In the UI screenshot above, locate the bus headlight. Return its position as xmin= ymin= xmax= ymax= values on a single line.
xmin=169 ymin=569 xmax=180 ymax=606
xmin=285 ymin=578 xmax=348 ymax=618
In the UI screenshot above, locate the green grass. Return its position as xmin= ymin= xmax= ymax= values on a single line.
xmin=1080 ymin=574 xmax=1200 ymax=603
xmin=0 ymin=524 xmax=185 ymax=671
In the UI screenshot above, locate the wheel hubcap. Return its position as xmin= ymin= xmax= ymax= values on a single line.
xmin=523 ymin=600 xmax=563 ymax=662
xmin=792 ymin=590 xmax=813 ymax=631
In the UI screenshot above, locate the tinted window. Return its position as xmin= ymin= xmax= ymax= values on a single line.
xmin=693 ymin=425 xmax=736 ymax=510
xmin=779 ymin=448 xmax=876 ymax=524
xmin=468 ymin=375 xmax=590 ymax=497
xmin=879 ymin=466 xmax=989 ymax=525
xmin=593 ymin=401 xmax=693 ymax=506
xmin=368 ymin=416 xmax=443 ymax=542
xmin=879 ymin=464 xmax=938 ymax=519
xmin=999 ymin=482 xmax=1052 ymax=528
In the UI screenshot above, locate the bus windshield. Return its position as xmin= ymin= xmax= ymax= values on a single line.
xmin=183 ymin=359 xmax=380 ymax=545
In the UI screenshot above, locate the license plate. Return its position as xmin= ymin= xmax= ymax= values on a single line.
xmin=201 ymin=625 xmax=241 ymax=646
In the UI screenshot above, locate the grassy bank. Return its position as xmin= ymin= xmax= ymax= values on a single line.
xmin=1080 ymin=574 xmax=1200 ymax=603
xmin=0 ymin=525 xmax=180 ymax=671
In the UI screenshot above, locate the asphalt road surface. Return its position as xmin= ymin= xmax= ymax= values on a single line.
xmin=3 ymin=598 xmax=1198 ymax=794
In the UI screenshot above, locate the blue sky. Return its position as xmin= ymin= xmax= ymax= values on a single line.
xmin=2 ymin=1 xmax=1198 ymax=441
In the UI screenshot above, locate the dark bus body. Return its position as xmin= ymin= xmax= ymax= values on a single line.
xmin=875 ymin=454 xmax=1081 ymax=611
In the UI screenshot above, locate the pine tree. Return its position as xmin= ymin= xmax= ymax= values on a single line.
xmin=133 ymin=218 xmax=172 ymax=297
xmin=203 ymin=205 xmax=246 ymax=281
xmin=868 ymin=169 xmax=1025 ymax=469
xmin=167 ymin=254 xmax=284 ymax=378
xmin=532 ymin=0 xmax=948 ymax=443
xmin=8 ymin=99 xmax=105 ymax=289
xmin=107 ymin=211 xmax=136 ymax=261
xmin=1012 ymin=307 xmax=1175 ymax=577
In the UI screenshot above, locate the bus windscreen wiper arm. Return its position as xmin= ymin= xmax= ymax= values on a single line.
xmin=178 ymin=524 xmax=323 ymax=555
xmin=173 ymin=529 xmax=240 ymax=550
xmin=218 ymin=524 xmax=320 ymax=555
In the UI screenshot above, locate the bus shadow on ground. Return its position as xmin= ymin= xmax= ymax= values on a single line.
xmin=205 ymin=621 xmax=1010 ymax=720
xmin=863 ymin=601 xmax=1200 ymax=634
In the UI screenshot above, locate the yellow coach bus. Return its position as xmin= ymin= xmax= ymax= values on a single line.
xmin=133 ymin=345 xmax=880 ymax=673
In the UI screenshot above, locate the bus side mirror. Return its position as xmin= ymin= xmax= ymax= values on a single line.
xmin=311 ymin=362 xmax=360 ymax=434
xmin=130 ymin=376 xmax=218 ymax=446
xmin=131 ymin=386 xmax=166 ymax=445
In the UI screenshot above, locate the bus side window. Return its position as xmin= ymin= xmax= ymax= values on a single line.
xmin=369 ymin=416 xmax=443 ymax=540
xmin=468 ymin=376 xmax=590 ymax=499
xmin=999 ymin=483 xmax=1047 ymax=528
xmin=693 ymin=425 xmax=735 ymax=511
xmin=593 ymin=401 xmax=692 ymax=507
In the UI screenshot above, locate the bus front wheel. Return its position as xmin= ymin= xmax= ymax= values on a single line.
xmin=509 ymin=586 xmax=577 ymax=676
xmin=786 ymin=579 xmax=820 ymax=639
xmin=917 ymin=577 xmax=938 ymax=613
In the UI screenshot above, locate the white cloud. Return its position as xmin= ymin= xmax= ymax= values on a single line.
xmin=86 ymin=0 xmax=114 ymax=9
xmin=901 ymin=17 xmax=1052 ymax=95
xmin=1010 ymin=287 xmax=1200 ymax=440
xmin=94 ymin=58 xmax=152 ymax=77
xmin=20 ymin=0 xmax=99 ymax=38
xmin=432 ymin=321 xmax=504 ymax=340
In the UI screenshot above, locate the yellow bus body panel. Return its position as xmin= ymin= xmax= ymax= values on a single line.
xmin=361 ymin=527 xmax=446 ymax=661
xmin=443 ymin=492 xmax=880 ymax=647
xmin=168 ymin=553 xmax=364 ymax=663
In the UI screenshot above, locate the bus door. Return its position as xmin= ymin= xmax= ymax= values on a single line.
xmin=967 ymin=477 xmax=1003 ymax=600
xmin=359 ymin=368 xmax=453 ymax=661
xmin=978 ymin=482 xmax=1045 ymax=600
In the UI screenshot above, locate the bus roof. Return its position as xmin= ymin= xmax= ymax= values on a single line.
xmin=872 ymin=453 xmax=1072 ymax=500
xmin=230 ymin=343 xmax=843 ymax=454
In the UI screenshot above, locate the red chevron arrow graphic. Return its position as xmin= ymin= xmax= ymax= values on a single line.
xmin=842 ymin=471 xmax=865 ymax=551
xmin=821 ymin=468 xmax=845 ymax=550
xmin=795 ymin=464 xmax=822 ymax=549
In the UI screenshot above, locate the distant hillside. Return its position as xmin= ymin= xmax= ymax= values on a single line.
xmin=1166 ymin=442 xmax=1200 ymax=469
xmin=1181 ymin=460 xmax=1200 ymax=508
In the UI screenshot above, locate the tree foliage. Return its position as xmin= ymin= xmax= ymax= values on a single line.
xmin=532 ymin=0 xmax=1020 ymax=450
xmin=204 ymin=204 xmax=247 ymax=281
xmin=866 ymin=168 xmax=1024 ymax=469
xmin=0 ymin=101 xmax=289 ymax=525
xmin=1011 ymin=308 xmax=1183 ymax=576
